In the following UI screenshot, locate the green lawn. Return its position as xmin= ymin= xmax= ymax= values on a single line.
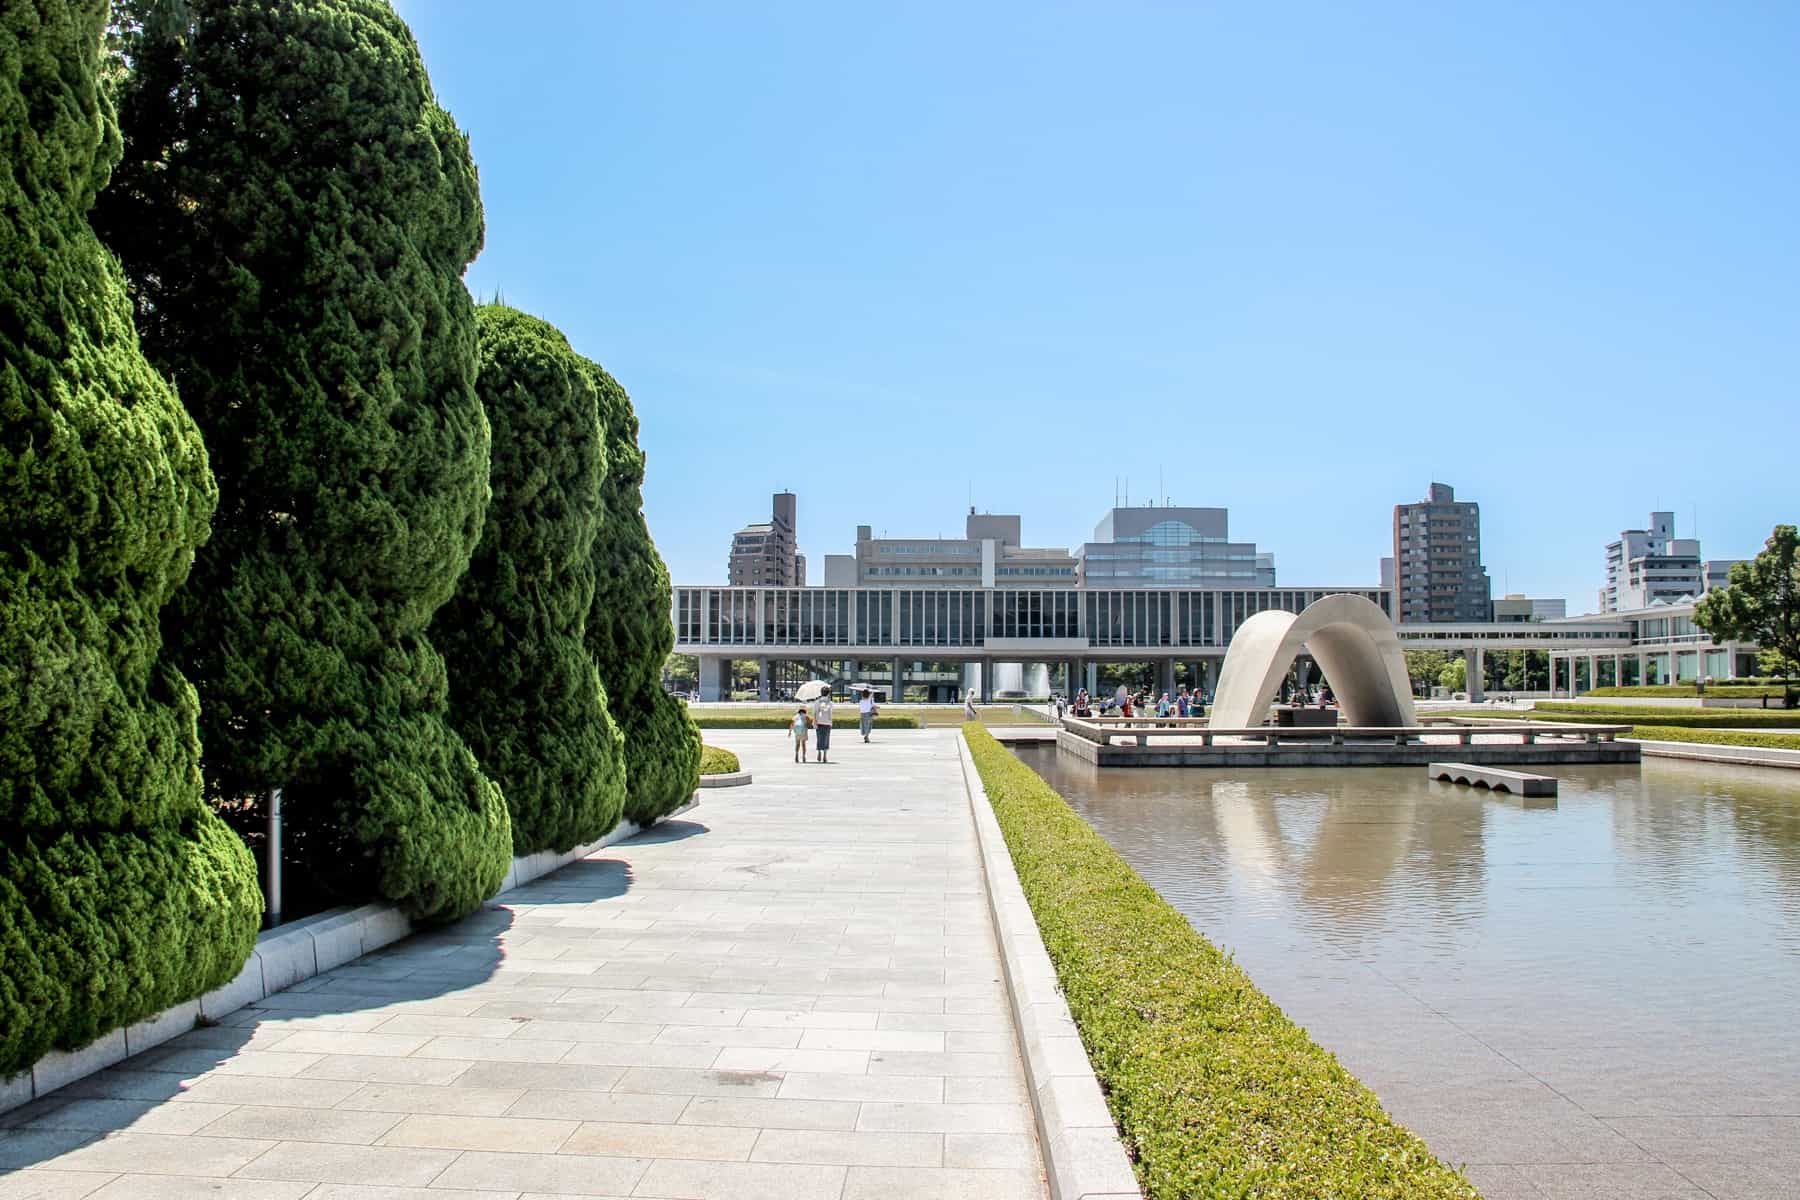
xmin=1439 ymin=708 xmax=1800 ymax=751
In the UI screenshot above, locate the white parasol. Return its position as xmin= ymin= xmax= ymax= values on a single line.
xmin=794 ymin=681 xmax=831 ymax=702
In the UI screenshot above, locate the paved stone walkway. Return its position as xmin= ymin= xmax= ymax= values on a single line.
xmin=0 ymin=729 xmax=1048 ymax=1199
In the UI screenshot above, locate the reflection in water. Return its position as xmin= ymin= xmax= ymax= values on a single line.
xmin=1013 ymin=747 xmax=1800 ymax=1188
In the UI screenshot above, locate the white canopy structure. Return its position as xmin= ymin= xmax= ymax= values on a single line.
xmin=1209 ymin=594 xmax=1418 ymax=729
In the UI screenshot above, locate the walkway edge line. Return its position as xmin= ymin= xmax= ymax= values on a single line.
xmin=1631 ymin=738 xmax=1800 ymax=770
xmin=956 ymin=731 xmax=1142 ymax=1200
xmin=0 ymin=795 xmax=700 ymax=1116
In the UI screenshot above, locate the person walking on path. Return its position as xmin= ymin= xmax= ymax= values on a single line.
xmin=791 ymin=706 xmax=809 ymax=763
xmin=858 ymin=688 xmax=877 ymax=742
xmin=813 ymin=691 xmax=835 ymax=763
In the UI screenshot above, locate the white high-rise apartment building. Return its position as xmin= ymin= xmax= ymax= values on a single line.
xmin=1599 ymin=511 xmax=1720 ymax=612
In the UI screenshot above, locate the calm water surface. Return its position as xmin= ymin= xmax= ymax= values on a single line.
xmin=1013 ymin=747 xmax=1800 ymax=1199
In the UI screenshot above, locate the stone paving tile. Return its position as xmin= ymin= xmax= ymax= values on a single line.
xmin=562 ymin=1119 xmax=760 ymax=1160
xmin=194 ymin=1104 xmax=404 ymax=1145
xmin=1517 ymin=1162 xmax=1714 ymax=1198
xmin=87 ymin=1178 xmax=312 ymax=1199
xmin=750 ymin=1127 xmax=943 ymax=1166
xmin=677 ymin=1096 xmax=860 ymax=1131
xmin=47 ymin=1131 xmax=275 ymax=1177
xmin=231 ymin=1141 xmax=457 ymax=1186
xmin=631 ymin=1158 xmax=846 ymax=1200
xmin=503 ymin=1088 xmax=689 ymax=1123
xmin=295 ymin=1054 xmax=471 ymax=1085
xmin=841 ymin=1164 xmax=1047 ymax=1199
xmin=430 ymin=1148 xmax=649 ymax=1193
xmin=0 ymin=1171 xmax=118 ymax=1199
xmin=20 ymin=1098 xmax=235 ymax=1135
xmin=305 ymin=1187 xmax=517 ymax=1200
xmin=0 ymin=730 xmax=1046 ymax=1199
xmin=335 ymin=1082 xmax=526 ymax=1116
xmin=945 ymin=1130 xmax=1042 ymax=1168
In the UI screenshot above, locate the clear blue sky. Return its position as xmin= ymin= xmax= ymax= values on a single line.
xmin=398 ymin=1 xmax=1797 ymax=613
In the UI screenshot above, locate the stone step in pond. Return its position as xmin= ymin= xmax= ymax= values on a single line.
xmin=1429 ymin=761 xmax=1558 ymax=796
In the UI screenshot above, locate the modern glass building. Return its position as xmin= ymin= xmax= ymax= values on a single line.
xmin=1077 ymin=507 xmax=1276 ymax=587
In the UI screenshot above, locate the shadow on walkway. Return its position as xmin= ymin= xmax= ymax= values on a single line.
xmin=0 ymin=829 xmax=674 ymax=1169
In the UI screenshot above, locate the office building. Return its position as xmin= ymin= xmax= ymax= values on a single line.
xmin=1597 ymin=511 xmax=1737 ymax=612
xmin=1493 ymin=594 xmax=1567 ymax=622
xmin=728 ymin=491 xmax=804 ymax=587
xmin=1078 ymin=506 xmax=1276 ymax=588
xmin=1704 ymin=559 xmax=1745 ymax=593
xmin=852 ymin=510 xmax=1076 ymax=587
xmin=1392 ymin=482 xmax=1491 ymax=623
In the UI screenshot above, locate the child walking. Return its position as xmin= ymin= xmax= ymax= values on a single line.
xmin=791 ymin=706 xmax=809 ymax=763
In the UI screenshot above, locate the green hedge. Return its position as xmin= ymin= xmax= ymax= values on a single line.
xmin=962 ymin=725 xmax=1476 ymax=1199
xmin=698 ymin=746 xmax=741 ymax=775
xmin=2 ymin=0 xmax=261 ymax=1075
xmin=101 ymin=0 xmax=511 ymax=921
xmin=1533 ymin=703 xmax=1798 ymax=729
xmin=1586 ymin=685 xmax=1787 ymax=699
xmin=690 ymin=712 xmax=922 ymax=730
xmin=583 ymin=363 xmax=701 ymax=827
xmin=433 ymin=306 xmax=627 ymax=856
xmin=1622 ymin=726 xmax=1800 ymax=751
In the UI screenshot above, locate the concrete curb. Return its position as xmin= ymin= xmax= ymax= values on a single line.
xmin=696 ymin=769 xmax=753 ymax=788
xmin=1 ymin=795 xmax=699 ymax=1116
xmin=955 ymin=732 xmax=1142 ymax=1200
xmin=1631 ymin=738 xmax=1800 ymax=770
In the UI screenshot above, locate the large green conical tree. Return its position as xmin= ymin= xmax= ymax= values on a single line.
xmin=583 ymin=362 xmax=701 ymax=826
xmin=1 ymin=0 xmax=261 ymax=1075
xmin=433 ymin=306 xmax=626 ymax=855
xmin=95 ymin=0 xmax=510 ymax=920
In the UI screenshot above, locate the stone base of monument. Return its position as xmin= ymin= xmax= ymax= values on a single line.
xmin=1055 ymin=719 xmax=1639 ymax=769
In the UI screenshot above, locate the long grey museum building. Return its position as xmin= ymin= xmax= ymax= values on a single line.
xmin=673 ymin=583 xmax=1756 ymax=703
xmin=681 ymin=503 xmax=1759 ymax=702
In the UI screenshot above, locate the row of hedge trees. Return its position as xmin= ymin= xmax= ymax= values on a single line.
xmin=2 ymin=0 xmax=697 ymax=1077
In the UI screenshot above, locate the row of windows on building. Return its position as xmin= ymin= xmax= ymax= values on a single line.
xmin=675 ymin=588 xmax=1390 ymax=649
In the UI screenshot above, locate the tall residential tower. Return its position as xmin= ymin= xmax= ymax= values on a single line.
xmin=1392 ymin=482 xmax=1490 ymax=623
xmin=727 ymin=491 xmax=805 ymax=586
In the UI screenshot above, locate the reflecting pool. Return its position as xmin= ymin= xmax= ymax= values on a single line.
xmin=1012 ymin=747 xmax=1800 ymax=1199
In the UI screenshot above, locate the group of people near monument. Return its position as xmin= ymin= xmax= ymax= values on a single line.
xmin=1064 ymin=684 xmax=1207 ymax=720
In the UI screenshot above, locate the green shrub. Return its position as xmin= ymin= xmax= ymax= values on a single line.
xmin=689 ymin=713 xmax=923 ymax=730
xmin=432 ymin=307 xmax=627 ymax=855
xmin=583 ymin=363 xmax=700 ymax=826
xmin=98 ymin=0 xmax=511 ymax=921
xmin=1 ymin=0 xmax=261 ymax=1075
xmin=698 ymin=746 xmax=741 ymax=775
xmin=963 ymin=724 xmax=1477 ymax=1199
xmin=1533 ymin=703 xmax=1798 ymax=729
xmin=1620 ymin=727 xmax=1800 ymax=751
xmin=1585 ymin=685 xmax=1785 ymax=699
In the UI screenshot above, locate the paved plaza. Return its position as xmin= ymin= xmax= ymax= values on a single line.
xmin=0 ymin=729 xmax=1049 ymax=1199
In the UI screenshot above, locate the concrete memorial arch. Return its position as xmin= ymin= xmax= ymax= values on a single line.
xmin=1209 ymin=593 xmax=1418 ymax=729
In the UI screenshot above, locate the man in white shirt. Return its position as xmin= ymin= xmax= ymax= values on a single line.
xmin=812 ymin=693 xmax=834 ymax=763
xmin=857 ymin=689 xmax=876 ymax=742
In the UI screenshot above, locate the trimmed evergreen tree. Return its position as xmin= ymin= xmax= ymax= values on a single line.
xmin=434 ymin=306 xmax=627 ymax=855
xmin=95 ymin=0 xmax=510 ymax=920
xmin=583 ymin=362 xmax=702 ymax=826
xmin=1 ymin=0 xmax=261 ymax=1075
